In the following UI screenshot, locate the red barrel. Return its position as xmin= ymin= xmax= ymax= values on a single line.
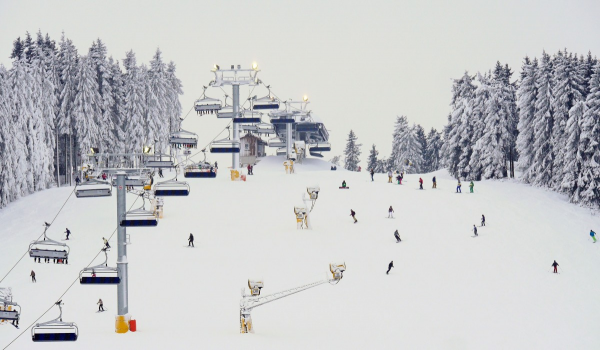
xmin=129 ymin=319 xmax=137 ymax=332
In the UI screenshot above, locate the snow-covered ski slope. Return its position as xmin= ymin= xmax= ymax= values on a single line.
xmin=1 ymin=156 xmax=599 ymax=349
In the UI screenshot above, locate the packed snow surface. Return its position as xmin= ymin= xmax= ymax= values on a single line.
xmin=1 ymin=156 xmax=599 ymax=349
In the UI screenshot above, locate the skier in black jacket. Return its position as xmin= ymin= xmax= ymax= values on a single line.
xmin=394 ymin=230 xmax=401 ymax=243
xmin=386 ymin=261 xmax=394 ymax=274
xmin=188 ymin=233 xmax=194 ymax=247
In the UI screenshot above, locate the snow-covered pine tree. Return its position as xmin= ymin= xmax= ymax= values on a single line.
xmin=576 ymin=62 xmax=600 ymax=208
xmin=89 ymin=39 xmax=116 ymax=154
xmin=328 ymin=155 xmax=341 ymax=166
xmin=414 ymin=124 xmax=427 ymax=172
xmin=424 ymin=128 xmax=443 ymax=172
xmin=516 ymin=57 xmax=538 ymax=183
xmin=532 ymin=51 xmax=554 ymax=187
xmin=165 ymin=61 xmax=183 ymax=136
xmin=108 ymin=57 xmax=126 ymax=153
xmin=463 ymin=73 xmax=490 ymax=179
xmin=123 ymin=50 xmax=146 ymax=154
xmin=444 ymin=72 xmax=475 ymax=178
xmin=0 ymin=65 xmax=15 ymax=207
xmin=551 ymin=50 xmax=584 ymax=190
xmin=561 ymin=100 xmax=585 ymax=200
xmin=375 ymin=158 xmax=389 ymax=173
xmin=72 ymin=55 xmax=101 ymax=155
xmin=146 ymin=49 xmax=169 ymax=152
xmin=390 ymin=116 xmax=423 ymax=174
xmin=57 ymin=34 xmax=78 ymax=184
xmin=367 ymin=144 xmax=379 ymax=172
xmin=343 ymin=129 xmax=362 ymax=171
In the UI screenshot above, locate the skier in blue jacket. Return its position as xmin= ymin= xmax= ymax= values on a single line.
xmin=591 ymin=230 xmax=597 ymax=243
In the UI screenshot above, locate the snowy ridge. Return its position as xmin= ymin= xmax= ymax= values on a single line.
xmin=0 ymin=161 xmax=599 ymax=349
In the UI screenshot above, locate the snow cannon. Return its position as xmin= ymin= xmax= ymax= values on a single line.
xmin=294 ymin=206 xmax=307 ymax=229
xmin=329 ymin=263 xmax=346 ymax=283
xmin=248 ymin=280 xmax=264 ymax=296
xmin=307 ymin=186 xmax=320 ymax=200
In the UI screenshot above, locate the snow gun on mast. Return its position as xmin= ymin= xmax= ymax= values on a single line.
xmin=239 ymin=262 xmax=345 ymax=333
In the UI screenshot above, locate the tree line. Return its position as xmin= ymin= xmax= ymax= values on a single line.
xmin=0 ymin=31 xmax=183 ymax=208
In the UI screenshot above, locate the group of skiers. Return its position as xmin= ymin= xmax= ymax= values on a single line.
xmin=472 ymin=215 xmax=486 ymax=237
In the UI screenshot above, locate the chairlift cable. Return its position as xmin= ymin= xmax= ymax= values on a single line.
xmin=3 ymin=196 xmax=142 ymax=349
xmin=0 ymin=187 xmax=76 ymax=284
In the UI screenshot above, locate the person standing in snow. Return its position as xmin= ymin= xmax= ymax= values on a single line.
xmin=419 ymin=177 xmax=423 ymax=190
xmin=75 ymin=176 xmax=81 ymax=186
xmin=188 ymin=233 xmax=194 ymax=247
xmin=103 ymin=237 xmax=110 ymax=249
xmin=350 ymin=209 xmax=357 ymax=223
xmin=396 ymin=174 xmax=402 ymax=185
xmin=388 ymin=206 xmax=394 ymax=218
xmin=552 ymin=260 xmax=559 ymax=273
xmin=97 ymin=299 xmax=104 ymax=312
xmin=64 ymin=228 xmax=71 ymax=240
xmin=432 ymin=176 xmax=437 ymax=189
xmin=386 ymin=261 xmax=394 ymax=275
xmin=481 ymin=215 xmax=486 ymax=227
xmin=387 ymin=171 xmax=392 ymax=183
xmin=394 ymin=230 xmax=401 ymax=243
xmin=473 ymin=225 xmax=478 ymax=237
xmin=456 ymin=180 xmax=462 ymax=193
xmin=469 ymin=181 xmax=474 ymax=193
xmin=370 ymin=168 xmax=375 ymax=181
xmin=590 ymin=230 xmax=597 ymax=243
xmin=158 ymin=168 xmax=164 ymax=178
xmin=30 ymin=270 xmax=36 ymax=283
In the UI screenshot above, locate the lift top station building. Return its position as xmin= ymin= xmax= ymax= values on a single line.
xmin=194 ymin=63 xmax=331 ymax=170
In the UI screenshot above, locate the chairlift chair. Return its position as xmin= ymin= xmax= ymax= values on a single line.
xmin=29 ymin=223 xmax=70 ymax=263
xmin=79 ymin=248 xmax=121 ymax=284
xmin=216 ymin=106 xmax=236 ymax=118
xmin=120 ymin=208 xmax=158 ymax=227
xmin=210 ymin=139 xmax=240 ymax=153
xmin=153 ymin=180 xmax=191 ymax=196
xmin=0 ymin=288 xmax=20 ymax=324
xmin=184 ymin=162 xmax=216 ymax=178
xmin=194 ymin=94 xmax=222 ymax=116
xmin=75 ymin=179 xmax=112 ymax=198
xmin=32 ymin=301 xmax=78 ymax=342
xmin=144 ymin=154 xmax=175 ymax=168
xmin=170 ymin=129 xmax=198 ymax=149
xmin=252 ymin=95 xmax=280 ymax=110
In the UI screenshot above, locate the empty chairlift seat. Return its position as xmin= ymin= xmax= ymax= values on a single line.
xmin=79 ymin=249 xmax=121 ymax=284
xmin=75 ymin=179 xmax=112 ymax=198
xmin=210 ymin=140 xmax=240 ymax=154
xmin=144 ymin=154 xmax=175 ymax=168
xmin=32 ymin=301 xmax=78 ymax=342
xmin=120 ymin=208 xmax=158 ymax=227
xmin=252 ymin=95 xmax=279 ymax=110
xmin=153 ymin=180 xmax=191 ymax=196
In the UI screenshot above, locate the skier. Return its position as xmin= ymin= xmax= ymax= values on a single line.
xmin=469 ymin=181 xmax=474 ymax=193
xmin=481 ymin=215 xmax=486 ymax=227
xmin=370 ymin=168 xmax=375 ymax=181
xmin=103 ymin=237 xmax=110 ymax=249
xmin=398 ymin=173 xmax=403 ymax=185
xmin=386 ymin=261 xmax=394 ymax=275
xmin=214 ymin=161 xmax=218 ymax=169
xmin=350 ymin=209 xmax=357 ymax=223
xmin=419 ymin=177 xmax=423 ymax=190
xmin=388 ymin=206 xmax=394 ymax=218
xmin=552 ymin=260 xmax=559 ymax=273
xmin=247 ymin=164 xmax=252 ymax=175
xmin=396 ymin=174 xmax=402 ymax=185
xmin=188 ymin=233 xmax=194 ymax=247
xmin=64 ymin=228 xmax=71 ymax=240
xmin=358 ymin=166 xmax=361 ymax=172
xmin=394 ymin=230 xmax=401 ymax=243
xmin=591 ymin=230 xmax=597 ymax=243
xmin=473 ymin=225 xmax=478 ymax=237
xmin=387 ymin=171 xmax=393 ymax=183
xmin=75 ymin=176 xmax=81 ymax=186
xmin=102 ymin=173 xmax=107 ymax=181
xmin=432 ymin=176 xmax=437 ymax=189
xmin=30 ymin=270 xmax=36 ymax=283
xmin=456 ymin=180 xmax=462 ymax=193
xmin=158 ymin=168 xmax=164 ymax=178
xmin=97 ymin=298 xmax=104 ymax=312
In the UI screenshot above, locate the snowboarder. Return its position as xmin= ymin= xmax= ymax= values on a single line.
xmin=103 ymin=237 xmax=110 ymax=249
xmin=469 ymin=181 xmax=474 ymax=193
xmin=75 ymin=176 xmax=81 ymax=186
xmin=388 ymin=206 xmax=394 ymax=218
xmin=188 ymin=233 xmax=194 ymax=247
xmin=473 ymin=225 xmax=478 ymax=237
xmin=386 ymin=261 xmax=394 ymax=274
xmin=432 ymin=176 xmax=437 ymax=189
xmin=394 ymin=230 xmax=401 ymax=242
xmin=591 ymin=230 xmax=597 ymax=243
xmin=456 ymin=180 xmax=462 ymax=193
xmin=30 ymin=270 xmax=36 ymax=283
xmin=341 ymin=180 xmax=347 ymax=188
xmin=350 ymin=209 xmax=357 ymax=223
xmin=387 ymin=171 xmax=392 ymax=183
xmin=481 ymin=215 xmax=486 ymax=227
xmin=158 ymin=168 xmax=164 ymax=178
xmin=419 ymin=177 xmax=423 ymax=190
xmin=552 ymin=260 xmax=559 ymax=273
xmin=370 ymin=168 xmax=375 ymax=181
xmin=97 ymin=299 xmax=104 ymax=312
xmin=64 ymin=228 xmax=71 ymax=240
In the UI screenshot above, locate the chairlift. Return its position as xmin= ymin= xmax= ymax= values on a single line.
xmin=217 ymin=106 xmax=236 ymax=118
xmin=267 ymin=137 xmax=286 ymax=148
xmin=75 ymin=178 xmax=112 ymax=198
xmin=256 ymin=123 xmax=275 ymax=135
xmin=120 ymin=207 xmax=158 ymax=227
xmin=32 ymin=301 xmax=78 ymax=342
xmin=0 ymin=287 xmax=20 ymax=324
xmin=144 ymin=153 xmax=175 ymax=168
xmin=79 ymin=248 xmax=120 ymax=284
xmin=170 ymin=129 xmax=198 ymax=149
xmin=29 ymin=223 xmax=69 ymax=264
xmin=184 ymin=162 xmax=216 ymax=178
xmin=154 ymin=180 xmax=191 ymax=196
xmin=194 ymin=88 xmax=222 ymax=115
xmin=210 ymin=139 xmax=240 ymax=153
xmin=252 ymin=95 xmax=279 ymax=110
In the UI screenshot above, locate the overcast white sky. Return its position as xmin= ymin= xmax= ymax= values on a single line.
xmin=2 ymin=0 xmax=600 ymax=162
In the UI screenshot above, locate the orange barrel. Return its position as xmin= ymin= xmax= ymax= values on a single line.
xmin=129 ymin=319 xmax=137 ymax=332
